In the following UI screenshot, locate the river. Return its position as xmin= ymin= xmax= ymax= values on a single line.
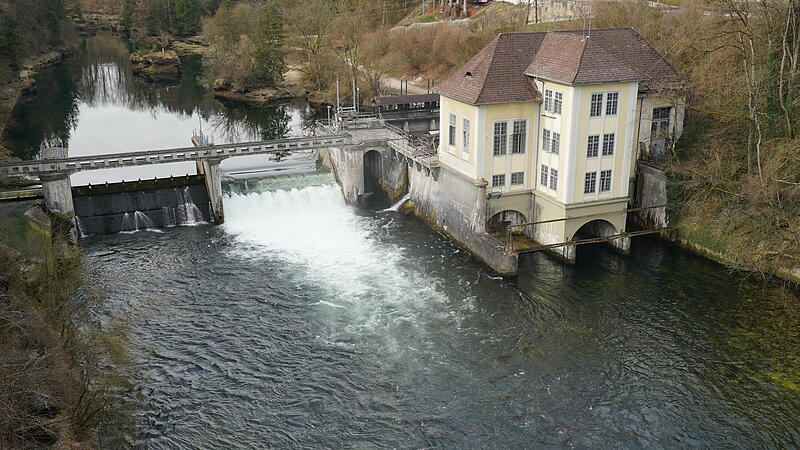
xmin=4 ymin=33 xmax=799 ymax=448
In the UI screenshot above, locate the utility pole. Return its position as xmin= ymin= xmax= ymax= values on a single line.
xmin=336 ymin=77 xmax=340 ymax=111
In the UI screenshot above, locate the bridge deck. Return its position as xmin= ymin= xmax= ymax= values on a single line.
xmin=0 ymin=134 xmax=350 ymax=177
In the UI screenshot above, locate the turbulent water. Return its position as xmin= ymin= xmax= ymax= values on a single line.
xmin=82 ymin=176 xmax=800 ymax=448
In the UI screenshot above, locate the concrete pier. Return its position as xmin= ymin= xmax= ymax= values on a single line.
xmin=40 ymin=173 xmax=74 ymax=216
xmin=202 ymin=158 xmax=225 ymax=223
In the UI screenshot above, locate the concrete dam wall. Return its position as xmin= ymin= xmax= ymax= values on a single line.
xmin=73 ymin=175 xmax=212 ymax=235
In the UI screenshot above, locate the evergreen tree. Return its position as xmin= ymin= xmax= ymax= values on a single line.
xmin=175 ymin=0 xmax=201 ymax=35
xmin=253 ymin=4 xmax=286 ymax=87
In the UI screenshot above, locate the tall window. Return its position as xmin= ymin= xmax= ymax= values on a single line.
xmin=462 ymin=117 xmax=470 ymax=153
xmin=600 ymin=170 xmax=612 ymax=192
xmin=549 ymin=168 xmax=558 ymax=190
xmin=652 ymin=107 xmax=672 ymax=135
xmin=511 ymin=120 xmax=526 ymax=154
xmin=606 ymin=92 xmax=619 ymax=115
xmin=554 ymin=91 xmax=563 ymax=114
xmin=602 ymin=133 xmax=615 ymax=156
xmin=448 ymin=113 xmax=456 ymax=146
xmin=540 ymin=165 xmax=548 ymax=187
xmin=551 ymin=132 xmax=561 ymax=154
xmin=493 ymin=122 xmax=507 ymax=156
xmin=584 ymin=172 xmax=597 ymax=194
xmin=511 ymin=172 xmax=524 ymax=185
xmin=492 ymin=174 xmax=506 ymax=187
xmin=587 ymin=135 xmax=599 ymax=158
xmin=544 ymin=89 xmax=553 ymax=112
xmin=542 ymin=129 xmax=551 ymax=152
xmin=590 ymin=93 xmax=603 ymax=117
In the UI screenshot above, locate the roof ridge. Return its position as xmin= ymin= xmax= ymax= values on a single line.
xmin=571 ymin=36 xmax=590 ymax=84
xmin=474 ymin=35 xmax=503 ymax=104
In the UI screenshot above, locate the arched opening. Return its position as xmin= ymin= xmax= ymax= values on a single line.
xmin=571 ymin=219 xmax=629 ymax=258
xmin=487 ymin=210 xmax=528 ymax=235
xmin=363 ymin=150 xmax=382 ymax=195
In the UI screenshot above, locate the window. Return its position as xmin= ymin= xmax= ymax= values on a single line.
xmin=584 ymin=172 xmax=597 ymax=194
xmin=544 ymin=89 xmax=553 ymax=113
xmin=511 ymin=172 xmax=524 ymax=185
xmin=590 ymin=93 xmax=603 ymax=117
xmin=606 ymin=92 xmax=619 ymax=115
xmin=544 ymin=89 xmax=563 ymax=115
xmin=587 ymin=135 xmax=600 ymax=158
xmin=462 ymin=117 xmax=470 ymax=153
xmin=600 ymin=170 xmax=612 ymax=192
xmin=540 ymin=165 xmax=548 ymax=187
xmin=492 ymin=174 xmax=506 ymax=187
xmin=551 ymin=132 xmax=560 ymax=154
xmin=493 ymin=122 xmax=507 ymax=156
xmin=651 ymin=107 xmax=672 ymax=135
xmin=511 ymin=120 xmax=526 ymax=154
xmin=554 ymin=91 xmax=563 ymax=114
xmin=448 ymin=113 xmax=456 ymax=146
xmin=549 ymin=168 xmax=558 ymax=190
xmin=542 ymin=129 xmax=551 ymax=152
xmin=602 ymin=133 xmax=615 ymax=156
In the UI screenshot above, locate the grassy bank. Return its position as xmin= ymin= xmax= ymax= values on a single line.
xmin=0 ymin=202 xmax=138 ymax=447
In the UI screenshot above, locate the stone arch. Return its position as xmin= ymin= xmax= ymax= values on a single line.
xmin=363 ymin=150 xmax=383 ymax=195
xmin=486 ymin=209 xmax=528 ymax=235
xmin=570 ymin=218 xmax=630 ymax=256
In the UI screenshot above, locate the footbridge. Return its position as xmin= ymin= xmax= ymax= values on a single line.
xmin=0 ymin=134 xmax=349 ymax=224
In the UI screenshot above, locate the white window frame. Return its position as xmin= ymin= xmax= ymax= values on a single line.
xmin=492 ymin=174 xmax=506 ymax=187
xmin=542 ymin=129 xmax=551 ymax=153
xmin=605 ymin=92 xmax=619 ymax=116
xmin=462 ymin=117 xmax=470 ymax=154
xmin=511 ymin=171 xmax=524 ymax=185
xmin=511 ymin=119 xmax=527 ymax=154
xmin=549 ymin=168 xmax=558 ymax=191
xmin=590 ymin=93 xmax=603 ymax=117
xmin=448 ymin=112 xmax=456 ymax=147
xmin=493 ymin=121 xmax=508 ymax=156
xmin=544 ymin=89 xmax=563 ymax=115
xmin=554 ymin=91 xmax=563 ymax=115
xmin=600 ymin=169 xmax=612 ymax=192
xmin=551 ymin=131 xmax=560 ymax=154
xmin=602 ymin=133 xmax=615 ymax=156
xmin=540 ymin=164 xmax=548 ymax=187
xmin=587 ymin=135 xmax=599 ymax=158
xmin=544 ymin=89 xmax=553 ymax=113
xmin=584 ymin=172 xmax=597 ymax=194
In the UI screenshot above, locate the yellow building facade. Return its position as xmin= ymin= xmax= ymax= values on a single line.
xmin=435 ymin=28 xmax=686 ymax=261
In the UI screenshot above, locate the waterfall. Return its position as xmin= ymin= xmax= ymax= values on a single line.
xmin=120 ymin=211 xmax=158 ymax=233
xmin=159 ymin=186 xmax=207 ymax=227
xmin=75 ymin=216 xmax=87 ymax=237
xmin=382 ymin=193 xmax=410 ymax=212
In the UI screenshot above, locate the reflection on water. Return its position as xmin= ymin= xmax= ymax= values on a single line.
xmin=2 ymin=32 xmax=319 ymax=185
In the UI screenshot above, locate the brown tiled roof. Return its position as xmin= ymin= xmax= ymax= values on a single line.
xmin=435 ymin=27 xmax=684 ymax=105
xmin=434 ymin=33 xmax=545 ymax=105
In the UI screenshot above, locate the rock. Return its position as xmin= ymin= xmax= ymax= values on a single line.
xmin=130 ymin=50 xmax=181 ymax=84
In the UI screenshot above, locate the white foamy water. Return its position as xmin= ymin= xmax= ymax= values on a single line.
xmin=222 ymin=184 xmax=460 ymax=352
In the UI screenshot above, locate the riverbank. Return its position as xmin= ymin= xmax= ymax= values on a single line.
xmin=0 ymin=202 xmax=137 ymax=447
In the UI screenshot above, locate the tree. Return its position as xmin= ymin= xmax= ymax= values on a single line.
xmin=174 ymin=0 xmax=201 ymax=35
xmin=253 ymin=4 xmax=286 ymax=87
xmin=0 ymin=9 xmax=22 ymax=64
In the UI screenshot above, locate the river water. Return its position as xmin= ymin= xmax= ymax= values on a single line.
xmin=4 ymin=34 xmax=800 ymax=448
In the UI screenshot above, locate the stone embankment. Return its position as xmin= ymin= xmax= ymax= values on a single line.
xmin=130 ymin=50 xmax=182 ymax=84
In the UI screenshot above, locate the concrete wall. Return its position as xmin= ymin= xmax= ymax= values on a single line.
xmin=408 ymin=165 xmax=519 ymax=275
xmin=632 ymin=162 xmax=668 ymax=229
xmin=73 ymin=176 xmax=212 ymax=235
